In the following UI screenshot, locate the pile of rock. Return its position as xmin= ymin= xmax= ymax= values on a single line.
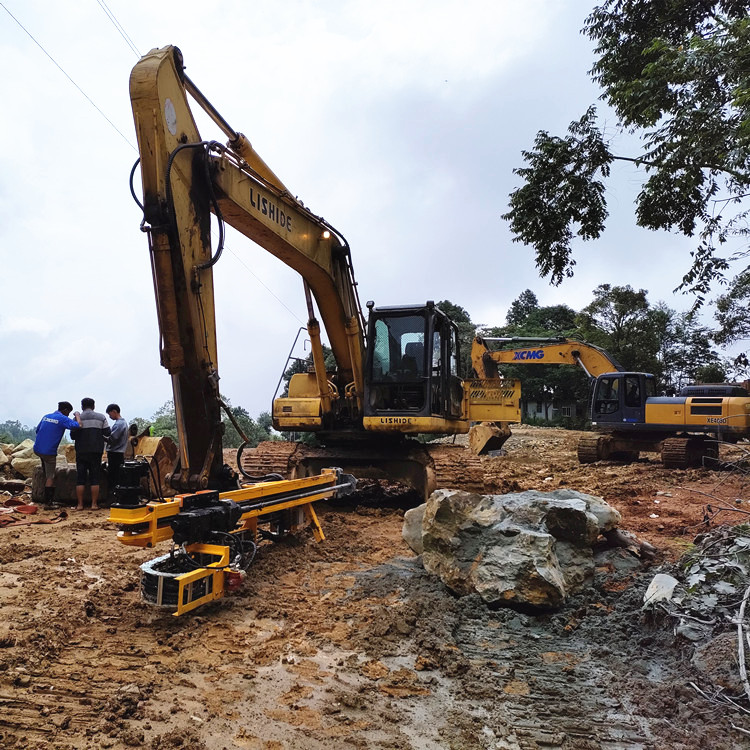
xmin=1 ymin=439 xmax=69 ymax=481
xmin=0 ymin=440 xmax=84 ymax=502
xmin=403 ymin=488 xmax=632 ymax=611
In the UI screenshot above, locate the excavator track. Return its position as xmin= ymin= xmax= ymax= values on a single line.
xmin=425 ymin=443 xmax=486 ymax=493
xmin=240 ymin=441 xmax=299 ymax=479
xmin=661 ymin=437 xmax=718 ymax=469
xmin=241 ymin=440 xmax=487 ymax=498
xmin=577 ymin=435 xmax=603 ymax=463
xmin=661 ymin=437 xmax=694 ymax=468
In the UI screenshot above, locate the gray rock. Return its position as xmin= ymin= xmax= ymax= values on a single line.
xmin=417 ymin=488 xmax=621 ymax=611
xmin=402 ymin=504 xmax=426 ymax=555
xmin=11 ymin=456 xmax=39 ymax=479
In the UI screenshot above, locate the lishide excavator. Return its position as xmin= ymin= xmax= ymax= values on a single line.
xmin=127 ymin=45 xmax=520 ymax=501
xmin=472 ymin=336 xmax=750 ymax=468
xmin=111 ymin=45 xmax=523 ymax=614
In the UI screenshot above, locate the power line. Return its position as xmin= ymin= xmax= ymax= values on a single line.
xmin=0 ymin=1 xmax=136 ymax=151
xmin=96 ymin=0 xmax=141 ymax=58
xmin=3 ymin=2 xmax=302 ymax=328
xmin=226 ymin=246 xmax=304 ymax=325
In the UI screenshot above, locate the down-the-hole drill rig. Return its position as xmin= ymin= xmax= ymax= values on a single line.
xmin=110 ymin=460 xmax=355 ymax=616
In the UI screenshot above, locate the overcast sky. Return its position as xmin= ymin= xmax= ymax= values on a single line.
xmin=0 ymin=0 xmax=717 ymax=428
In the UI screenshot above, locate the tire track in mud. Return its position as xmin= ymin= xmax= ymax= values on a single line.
xmin=453 ymin=621 xmax=652 ymax=749
xmin=348 ymin=558 xmax=661 ymax=750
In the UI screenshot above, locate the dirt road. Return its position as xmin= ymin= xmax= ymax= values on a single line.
xmin=2 ymin=426 xmax=750 ymax=749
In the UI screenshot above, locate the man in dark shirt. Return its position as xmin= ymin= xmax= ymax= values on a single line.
xmin=70 ymin=398 xmax=110 ymax=511
xmin=34 ymin=401 xmax=81 ymax=507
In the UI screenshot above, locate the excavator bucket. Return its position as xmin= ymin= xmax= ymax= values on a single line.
xmin=128 ymin=435 xmax=178 ymax=498
xmin=468 ymin=421 xmax=512 ymax=455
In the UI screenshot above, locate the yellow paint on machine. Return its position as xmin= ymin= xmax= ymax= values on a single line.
xmin=646 ymin=397 xmax=750 ymax=431
xmin=645 ymin=401 xmax=685 ymax=424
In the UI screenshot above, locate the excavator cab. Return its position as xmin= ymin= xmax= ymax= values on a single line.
xmin=363 ymin=301 xmax=463 ymax=427
xmin=591 ymin=372 xmax=657 ymax=426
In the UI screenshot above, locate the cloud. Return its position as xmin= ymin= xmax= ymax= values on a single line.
xmin=0 ymin=0 xmax=719 ymax=428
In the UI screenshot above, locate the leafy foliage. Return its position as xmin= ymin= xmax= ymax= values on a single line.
xmin=503 ymin=107 xmax=612 ymax=284
xmin=222 ymin=406 xmax=274 ymax=449
xmin=577 ymin=284 xmax=658 ymax=374
xmin=0 ymin=420 xmax=35 ymax=444
xmin=149 ymin=400 xmax=178 ymax=443
xmin=143 ymin=398 xmax=274 ymax=449
xmin=504 ymin=1 xmax=750 ymax=340
xmin=505 ymin=290 xmax=540 ymax=327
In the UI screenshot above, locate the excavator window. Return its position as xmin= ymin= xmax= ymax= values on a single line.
xmin=368 ymin=314 xmax=427 ymax=411
xmin=365 ymin=307 xmax=462 ymax=419
xmin=594 ymin=376 xmax=620 ymax=415
xmin=624 ymin=376 xmax=641 ymax=407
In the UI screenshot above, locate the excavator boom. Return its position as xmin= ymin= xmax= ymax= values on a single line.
xmin=130 ymin=45 xmax=365 ymax=490
xmin=472 ymin=336 xmax=622 ymax=380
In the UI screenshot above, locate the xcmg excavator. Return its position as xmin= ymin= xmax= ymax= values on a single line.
xmin=472 ymin=336 xmax=750 ymax=468
xmin=128 ymin=45 xmax=520 ymax=502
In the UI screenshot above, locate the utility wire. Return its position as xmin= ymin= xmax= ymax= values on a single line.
xmin=226 ymin=246 xmax=304 ymax=325
xmin=0 ymin=1 xmax=136 ymax=151
xmin=96 ymin=0 xmax=141 ymax=58
xmin=4 ymin=2 xmax=302 ymax=328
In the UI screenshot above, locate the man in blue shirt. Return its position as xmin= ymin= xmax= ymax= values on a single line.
xmin=34 ymin=401 xmax=81 ymax=507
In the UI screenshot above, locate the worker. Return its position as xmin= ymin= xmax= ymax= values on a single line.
xmin=104 ymin=404 xmax=128 ymax=500
xmin=33 ymin=401 xmax=81 ymax=508
xmin=70 ymin=398 xmax=111 ymax=511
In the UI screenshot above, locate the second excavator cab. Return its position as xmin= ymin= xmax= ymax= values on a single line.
xmin=591 ymin=372 xmax=657 ymax=427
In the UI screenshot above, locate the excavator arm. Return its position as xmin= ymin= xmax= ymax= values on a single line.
xmin=130 ymin=46 xmax=365 ymax=491
xmin=471 ymin=336 xmax=622 ymax=380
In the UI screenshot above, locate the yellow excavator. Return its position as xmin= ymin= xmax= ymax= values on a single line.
xmin=472 ymin=335 xmax=750 ymax=468
xmin=128 ymin=45 xmax=520 ymax=501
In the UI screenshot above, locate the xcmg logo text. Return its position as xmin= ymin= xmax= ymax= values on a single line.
xmin=513 ymin=350 xmax=544 ymax=360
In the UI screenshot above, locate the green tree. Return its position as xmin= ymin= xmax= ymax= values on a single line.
xmin=222 ymin=403 xmax=274 ymax=449
xmin=576 ymin=285 xmax=657 ymax=373
xmin=505 ymin=290 xmax=539 ymax=327
xmin=149 ymin=400 xmax=178 ymax=442
xmin=0 ymin=420 xmax=35 ymax=444
xmin=657 ymin=309 xmax=728 ymax=390
xmin=503 ymin=1 xmax=750 ymax=339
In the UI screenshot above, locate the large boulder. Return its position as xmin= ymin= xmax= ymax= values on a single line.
xmin=31 ymin=463 xmax=109 ymax=503
xmin=415 ymin=488 xmax=622 ymax=610
xmin=11 ymin=439 xmax=34 ymax=459
xmin=11 ymin=456 xmax=40 ymax=479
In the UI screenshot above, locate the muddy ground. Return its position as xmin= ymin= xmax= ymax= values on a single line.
xmin=2 ymin=426 xmax=750 ymax=749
